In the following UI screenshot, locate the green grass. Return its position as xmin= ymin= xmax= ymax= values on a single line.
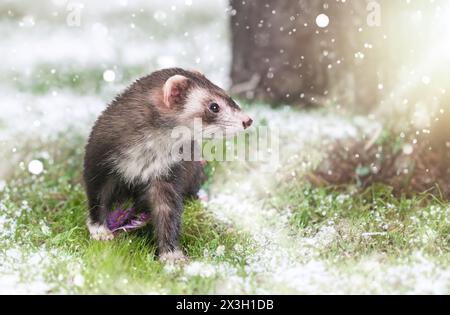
xmin=0 ymin=133 xmax=251 ymax=294
xmin=3 ymin=65 xmax=146 ymax=95
xmin=270 ymin=180 xmax=450 ymax=263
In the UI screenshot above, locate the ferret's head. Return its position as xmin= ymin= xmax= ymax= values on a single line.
xmin=159 ymin=69 xmax=253 ymax=138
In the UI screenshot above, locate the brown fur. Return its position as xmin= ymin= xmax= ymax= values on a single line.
xmin=83 ymin=68 xmax=250 ymax=261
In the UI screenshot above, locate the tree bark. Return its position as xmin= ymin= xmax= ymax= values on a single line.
xmin=229 ymin=0 xmax=382 ymax=110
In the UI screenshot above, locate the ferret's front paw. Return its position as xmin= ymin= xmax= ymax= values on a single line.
xmin=159 ymin=249 xmax=188 ymax=264
xmin=87 ymin=222 xmax=114 ymax=241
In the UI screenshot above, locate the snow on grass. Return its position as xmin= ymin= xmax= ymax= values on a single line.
xmin=206 ymin=109 xmax=358 ymax=293
xmin=0 ymin=191 xmax=82 ymax=294
xmin=206 ymin=107 xmax=449 ymax=294
xmin=0 ymin=89 xmax=104 ymax=140
xmin=0 ymin=0 xmax=230 ymax=86
xmin=268 ymin=252 xmax=450 ymax=294
xmin=0 ymin=246 xmax=82 ymax=294
xmin=0 ymin=0 xmax=448 ymax=294
xmin=0 ymin=89 xmax=107 ymax=179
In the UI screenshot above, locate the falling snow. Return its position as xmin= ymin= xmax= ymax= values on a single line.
xmin=102 ymin=70 xmax=116 ymax=82
xmin=315 ymin=14 xmax=330 ymax=28
xmin=0 ymin=0 xmax=449 ymax=294
xmin=28 ymin=160 xmax=44 ymax=175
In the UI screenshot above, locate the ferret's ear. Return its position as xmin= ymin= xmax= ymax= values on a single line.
xmin=163 ymin=75 xmax=190 ymax=107
xmin=190 ymin=69 xmax=205 ymax=77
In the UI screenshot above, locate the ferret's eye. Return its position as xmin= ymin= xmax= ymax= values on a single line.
xmin=209 ymin=102 xmax=220 ymax=113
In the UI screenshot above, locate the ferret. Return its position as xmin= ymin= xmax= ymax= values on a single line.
xmin=83 ymin=68 xmax=252 ymax=263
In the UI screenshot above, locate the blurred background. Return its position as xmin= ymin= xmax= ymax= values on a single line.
xmin=0 ymin=0 xmax=449 ymax=294
xmin=2 ymin=0 xmax=450 ymax=194
xmin=0 ymin=0 xmax=229 ymax=140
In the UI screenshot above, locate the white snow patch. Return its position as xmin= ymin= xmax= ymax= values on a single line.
xmin=206 ymin=108 xmax=449 ymax=294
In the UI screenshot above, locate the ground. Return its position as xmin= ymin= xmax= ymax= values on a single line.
xmin=0 ymin=0 xmax=449 ymax=294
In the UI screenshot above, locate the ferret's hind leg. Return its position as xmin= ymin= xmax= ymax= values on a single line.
xmin=86 ymin=178 xmax=117 ymax=241
xmin=133 ymin=187 xmax=152 ymax=213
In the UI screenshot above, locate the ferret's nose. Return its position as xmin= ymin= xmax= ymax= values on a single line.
xmin=242 ymin=118 xmax=253 ymax=129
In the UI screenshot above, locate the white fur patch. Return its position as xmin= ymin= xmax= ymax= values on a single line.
xmin=180 ymin=88 xmax=210 ymax=121
xmin=113 ymin=133 xmax=178 ymax=184
xmin=159 ymin=249 xmax=188 ymax=264
xmin=87 ymin=219 xmax=114 ymax=241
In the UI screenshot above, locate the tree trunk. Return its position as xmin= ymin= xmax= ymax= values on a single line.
xmin=229 ymin=0 xmax=382 ymax=109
